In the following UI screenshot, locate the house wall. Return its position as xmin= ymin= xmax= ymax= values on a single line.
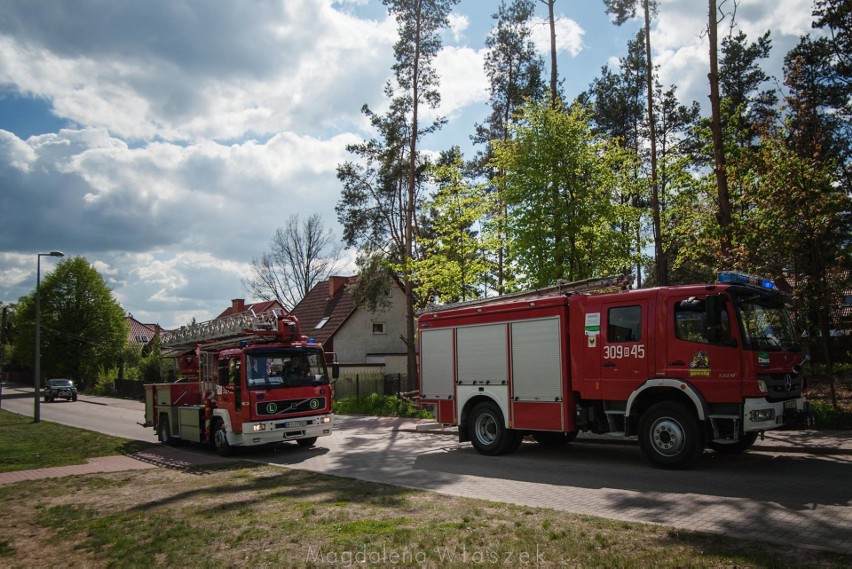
xmin=333 ymin=284 xmax=409 ymax=367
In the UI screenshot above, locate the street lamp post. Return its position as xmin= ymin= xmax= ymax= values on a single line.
xmin=34 ymin=251 xmax=64 ymax=423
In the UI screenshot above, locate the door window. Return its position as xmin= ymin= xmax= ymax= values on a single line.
xmin=607 ymin=306 xmax=641 ymax=343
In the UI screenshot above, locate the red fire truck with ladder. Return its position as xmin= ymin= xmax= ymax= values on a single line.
xmin=418 ymin=273 xmax=810 ymax=469
xmin=143 ymin=308 xmax=337 ymax=456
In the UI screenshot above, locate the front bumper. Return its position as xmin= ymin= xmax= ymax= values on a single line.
xmin=743 ymin=396 xmax=809 ymax=432
xmin=230 ymin=413 xmax=334 ymax=447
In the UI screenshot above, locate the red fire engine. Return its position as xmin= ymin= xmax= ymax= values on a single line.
xmin=143 ymin=308 xmax=337 ymax=455
xmin=418 ymin=273 xmax=809 ymax=469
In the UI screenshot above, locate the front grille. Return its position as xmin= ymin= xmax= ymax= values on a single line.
xmin=255 ymin=397 xmax=326 ymax=416
xmin=758 ymin=373 xmax=802 ymax=402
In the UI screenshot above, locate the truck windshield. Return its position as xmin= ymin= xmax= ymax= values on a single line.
xmin=733 ymin=294 xmax=799 ymax=352
xmin=246 ymin=349 xmax=330 ymax=388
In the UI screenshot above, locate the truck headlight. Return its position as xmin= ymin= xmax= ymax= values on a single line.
xmin=253 ymin=424 xmax=266 ymax=432
xmin=750 ymin=408 xmax=775 ymax=422
xmin=320 ymin=416 xmax=331 ymax=424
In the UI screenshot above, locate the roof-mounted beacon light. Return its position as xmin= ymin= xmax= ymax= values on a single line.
xmin=717 ymin=272 xmax=777 ymax=290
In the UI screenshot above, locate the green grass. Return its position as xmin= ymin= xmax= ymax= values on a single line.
xmin=0 ymin=465 xmax=849 ymax=568
xmin=0 ymin=409 xmax=154 ymax=473
xmin=334 ymin=393 xmax=433 ymax=418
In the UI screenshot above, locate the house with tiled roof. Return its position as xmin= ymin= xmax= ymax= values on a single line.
xmin=291 ymin=275 xmax=408 ymax=374
xmin=125 ymin=315 xmax=163 ymax=353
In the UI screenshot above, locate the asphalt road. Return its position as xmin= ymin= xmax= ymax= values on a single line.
xmin=3 ymin=384 xmax=851 ymax=556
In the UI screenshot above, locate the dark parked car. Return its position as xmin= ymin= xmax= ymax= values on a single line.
xmin=44 ymin=379 xmax=78 ymax=402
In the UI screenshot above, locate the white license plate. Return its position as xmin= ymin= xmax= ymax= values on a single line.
xmin=284 ymin=420 xmax=308 ymax=428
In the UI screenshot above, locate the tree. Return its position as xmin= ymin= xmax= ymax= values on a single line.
xmin=243 ymin=213 xmax=343 ymax=311
xmin=339 ymin=0 xmax=458 ymax=382
xmin=415 ymin=148 xmax=495 ymax=304
xmin=13 ymin=257 xmax=127 ymax=391
xmin=719 ymin=30 xmax=778 ymax=144
xmin=474 ymin=0 xmax=544 ymax=295
xmin=603 ymin=0 xmax=665 ymax=284
xmin=813 ymin=0 xmax=852 ymax=105
xmin=492 ymin=99 xmax=636 ymax=287
xmin=585 ymin=32 xmax=652 ymax=285
xmin=778 ymin=32 xmax=852 ymax=407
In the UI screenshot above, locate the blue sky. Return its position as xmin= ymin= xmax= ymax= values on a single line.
xmin=0 ymin=0 xmax=815 ymax=328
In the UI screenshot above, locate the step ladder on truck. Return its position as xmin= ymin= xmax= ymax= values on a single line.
xmin=143 ymin=308 xmax=338 ymax=456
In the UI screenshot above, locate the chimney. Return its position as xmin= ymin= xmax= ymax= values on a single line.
xmin=328 ymin=276 xmax=348 ymax=298
xmin=231 ymin=299 xmax=246 ymax=314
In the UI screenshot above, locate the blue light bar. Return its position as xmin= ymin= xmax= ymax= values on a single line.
xmin=717 ymin=272 xmax=777 ymax=290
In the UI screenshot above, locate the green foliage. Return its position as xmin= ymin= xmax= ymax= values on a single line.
xmin=492 ymin=100 xmax=636 ymax=288
xmin=334 ymin=394 xmax=433 ymax=419
xmin=808 ymin=399 xmax=852 ymax=429
xmin=415 ymin=148 xmax=495 ymax=304
xmin=12 ymin=257 xmax=128 ymax=391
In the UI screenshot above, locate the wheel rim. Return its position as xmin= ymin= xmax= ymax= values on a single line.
xmin=214 ymin=428 xmax=228 ymax=449
xmin=474 ymin=412 xmax=498 ymax=446
xmin=158 ymin=424 xmax=168 ymax=443
xmin=649 ymin=416 xmax=686 ymax=457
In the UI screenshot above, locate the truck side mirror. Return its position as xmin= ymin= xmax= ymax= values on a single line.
xmin=332 ymin=363 xmax=340 ymax=380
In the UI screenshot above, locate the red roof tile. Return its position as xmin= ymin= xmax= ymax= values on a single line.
xmin=291 ymin=277 xmax=357 ymax=345
xmin=126 ymin=316 xmax=157 ymax=345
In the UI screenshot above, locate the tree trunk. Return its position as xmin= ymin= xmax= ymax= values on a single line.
xmin=644 ymin=0 xmax=665 ymax=285
xmin=708 ymin=0 xmax=733 ymax=262
xmin=546 ymin=0 xmax=558 ymax=108
xmin=405 ymin=1 xmax=422 ymax=390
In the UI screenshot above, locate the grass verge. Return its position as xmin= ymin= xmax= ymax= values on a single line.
xmin=0 ymin=409 xmax=154 ymax=473
xmin=1 ymin=464 xmax=850 ymax=568
xmin=334 ymin=393 xmax=433 ymax=418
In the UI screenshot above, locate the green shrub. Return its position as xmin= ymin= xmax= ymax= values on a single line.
xmin=93 ymin=365 xmax=118 ymax=396
xmin=334 ymin=394 xmax=433 ymax=419
xmin=809 ymin=399 xmax=852 ymax=429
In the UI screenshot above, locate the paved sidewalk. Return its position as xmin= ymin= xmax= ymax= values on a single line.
xmin=0 ymin=446 xmax=232 ymax=486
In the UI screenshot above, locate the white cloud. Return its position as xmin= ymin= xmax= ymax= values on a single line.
xmin=0 ymin=0 xmax=826 ymax=330
xmin=434 ymin=46 xmax=489 ymax=120
xmin=447 ymin=13 xmax=470 ymax=43
xmin=530 ymin=15 xmax=585 ymax=58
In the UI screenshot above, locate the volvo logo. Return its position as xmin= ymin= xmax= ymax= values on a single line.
xmin=784 ymin=374 xmax=793 ymax=391
xmin=266 ymin=402 xmax=279 ymax=414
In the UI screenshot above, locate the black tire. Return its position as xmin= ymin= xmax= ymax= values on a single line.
xmin=532 ymin=431 xmax=578 ymax=446
xmin=44 ymin=395 xmax=49 ymax=402
xmin=72 ymin=395 xmax=77 ymax=402
xmin=468 ymin=402 xmax=513 ymax=456
xmin=710 ymin=431 xmax=759 ymax=454
xmin=638 ymin=402 xmax=704 ymax=470
xmin=296 ymin=437 xmax=318 ymax=448
xmin=211 ymin=418 xmax=232 ymax=457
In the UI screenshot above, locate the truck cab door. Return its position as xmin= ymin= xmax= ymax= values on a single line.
xmin=661 ymin=294 xmax=741 ymax=402
xmin=600 ymin=301 xmax=650 ymax=399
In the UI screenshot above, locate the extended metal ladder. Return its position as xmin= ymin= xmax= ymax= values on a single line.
xmin=161 ymin=308 xmax=284 ymax=350
xmin=421 ymin=273 xmax=634 ymax=314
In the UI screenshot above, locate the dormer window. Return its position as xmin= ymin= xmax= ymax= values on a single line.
xmin=315 ymin=317 xmax=330 ymax=329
